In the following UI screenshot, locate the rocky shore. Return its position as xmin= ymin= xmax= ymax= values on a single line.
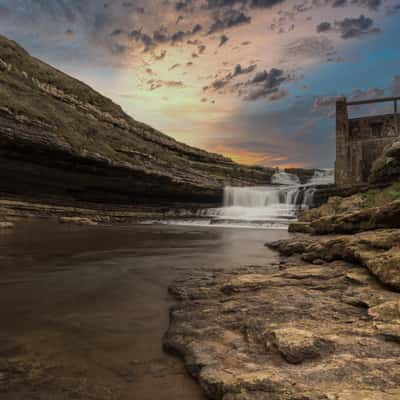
xmin=0 ymin=196 xmax=218 ymax=227
xmin=164 ymin=161 xmax=400 ymax=399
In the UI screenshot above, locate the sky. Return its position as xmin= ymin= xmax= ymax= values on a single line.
xmin=1 ymin=0 xmax=400 ymax=168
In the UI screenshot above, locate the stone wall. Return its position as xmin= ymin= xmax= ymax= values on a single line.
xmin=335 ymin=98 xmax=400 ymax=186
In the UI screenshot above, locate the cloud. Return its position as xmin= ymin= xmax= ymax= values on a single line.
xmin=316 ymin=21 xmax=332 ymax=33
xmin=147 ymin=79 xmax=186 ymax=90
xmin=128 ymin=23 xmax=203 ymax=51
xmin=325 ymin=0 xmax=382 ymax=11
xmin=219 ymin=34 xmax=229 ymax=46
xmin=110 ymin=29 xmax=124 ymax=37
xmin=208 ymin=9 xmax=251 ymax=34
xmin=175 ymin=1 xmax=192 ymax=11
xmin=244 ymin=68 xmax=288 ymax=101
xmin=268 ymin=88 xmax=289 ymax=101
xmin=335 ymin=14 xmax=380 ymax=38
xmin=250 ymin=0 xmax=286 ymax=8
xmin=349 ymin=87 xmax=385 ymax=101
xmin=352 ymin=0 xmax=382 ymax=11
xmin=206 ymin=0 xmax=285 ymax=8
xmin=317 ymin=14 xmax=381 ymax=39
xmin=204 ymin=63 xmax=257 ymax=91
xmin=204 ymin=65 xmax=288 ymax=102
xmin=285 ymin=37 xmax=335 ymax=59
xmin=233 ymin=64 xmax=258 ymax=76
xmin=386 ymin=3 xmax=400 ymax=15
xmin=312 ymin=87 xmax=385 ymax=117
xmin=312 ymin=95 xmax=339 ymax=117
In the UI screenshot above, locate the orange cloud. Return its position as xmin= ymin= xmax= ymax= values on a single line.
xmin=208 ymin=145 xmax=305 ymax=169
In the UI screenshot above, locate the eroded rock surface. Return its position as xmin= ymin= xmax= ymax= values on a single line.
xmin=268 ymin=229 xmax=400 ymax=290
xmin=164 ymin=258 xmax=400 ymax=399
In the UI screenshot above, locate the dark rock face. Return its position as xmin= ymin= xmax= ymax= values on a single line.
xmin=0 ymin=35 xmax=274 ymax=206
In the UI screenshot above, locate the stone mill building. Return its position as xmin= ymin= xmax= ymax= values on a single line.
xmin=335 ymin=96 xmax=400 ymax=187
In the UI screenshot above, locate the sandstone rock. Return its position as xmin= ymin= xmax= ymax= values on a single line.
xmin=269 ymin=229 xmax=400 ymax=291
xmin=369 ymin=301 xmax=400 ymax=342
xmin=288 ymin=221 xmax=312 ymax=234
xmin=310 ymin=200 xmax=400 ymax=234
xmin=267 ymin=327 xmax=334 ymax=364
xmin=266 ymin=238 xmax=312 ymax=256
xmin=59 ymin=217 xmax=98 ymax=226
xmin=165 ymin=258 xmax=400 ymax=399
xmin=0 ymin=221 xmax=14 ymax=229
xmin=299 ymin=195 xmax=365 ymax=223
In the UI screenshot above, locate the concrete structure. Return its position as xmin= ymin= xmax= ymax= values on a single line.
xmin=335 ymin=96 xmax=400 ymax=186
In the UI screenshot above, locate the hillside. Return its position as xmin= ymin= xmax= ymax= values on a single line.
xmin=0 ymin=35 xmax=274 ymax=206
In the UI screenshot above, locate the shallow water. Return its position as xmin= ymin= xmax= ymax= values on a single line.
xmin=0 ymin=220 xmax=288 ymax=400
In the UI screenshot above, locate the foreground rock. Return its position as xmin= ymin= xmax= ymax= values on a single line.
xmin=164 ymin=257 xmax=400 ymax=399
xmin=268 ymin=229 xmax=400 ymax=290
xmin=290 ymin=183 xmax=400 ymax=235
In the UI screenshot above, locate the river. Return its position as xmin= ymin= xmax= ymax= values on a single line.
xmin=0 ymin=220 xmax=289 ymax=400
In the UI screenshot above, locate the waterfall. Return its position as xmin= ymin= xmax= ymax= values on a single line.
xmin=271 ymin=171 xmax=300 ymax=185
xmin=159 ymin=169 xmax=334 ymax=230
xmin=208 ymin=169 xmax=334 ymax=227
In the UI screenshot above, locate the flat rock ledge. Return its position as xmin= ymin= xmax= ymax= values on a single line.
xmin=0 ymin=221 xmax=14 ymax=229
xmin=268 ymin=229 xmax=400 ymax=290
xmin=164 ymin=248 xmax=400 ymax=399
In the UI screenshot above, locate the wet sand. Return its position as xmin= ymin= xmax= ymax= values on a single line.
xmin=0 ymin=221 xmax=288 ymax=399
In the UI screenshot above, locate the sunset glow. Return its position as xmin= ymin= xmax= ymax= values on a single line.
xmin=2 ymin=0 xmax=400 ymax=167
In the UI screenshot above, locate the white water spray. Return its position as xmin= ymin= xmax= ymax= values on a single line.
xmin=147 ymin=169 xmax=334 ymax=230
xmin=207 ymin=169 xmax=334 ymax=227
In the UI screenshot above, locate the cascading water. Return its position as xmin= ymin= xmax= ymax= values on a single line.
xmin=207 ymin=169 xmax=334 ymax=228
xmin=144 ymin=169 xmax=334 ymax=229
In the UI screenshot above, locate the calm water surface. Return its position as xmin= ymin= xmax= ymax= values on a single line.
xmin=0 ymin=220 xmax=288 ymax=400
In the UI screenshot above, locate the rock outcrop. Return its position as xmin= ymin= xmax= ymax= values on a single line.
xmin=164 ymin=259 xmax=400 ymax=399
xmin=290 ymin=182 xmax=400 ymax=235
xmin=370 ymin=141 xmax=400 ymax=184
xmin=0 ymin=35 xmax=274 ymax=207
xmin=268 ymin=229 xmax=400 ymax=290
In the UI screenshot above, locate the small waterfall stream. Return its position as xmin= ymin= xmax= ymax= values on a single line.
xmin=143 ymin=169 xmax=334 ymax=229
xmin=206 ymin=169 xmax=334 ymax=228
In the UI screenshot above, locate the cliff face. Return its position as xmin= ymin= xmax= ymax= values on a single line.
xmin=0 ymin=35 xmax=274 ymax=206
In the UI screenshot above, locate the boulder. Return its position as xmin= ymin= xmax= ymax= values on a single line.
xmin=267 ymin=327 xmax=334 ymax=364
xmin=305 ymin=199 xmax=400 ymax=235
